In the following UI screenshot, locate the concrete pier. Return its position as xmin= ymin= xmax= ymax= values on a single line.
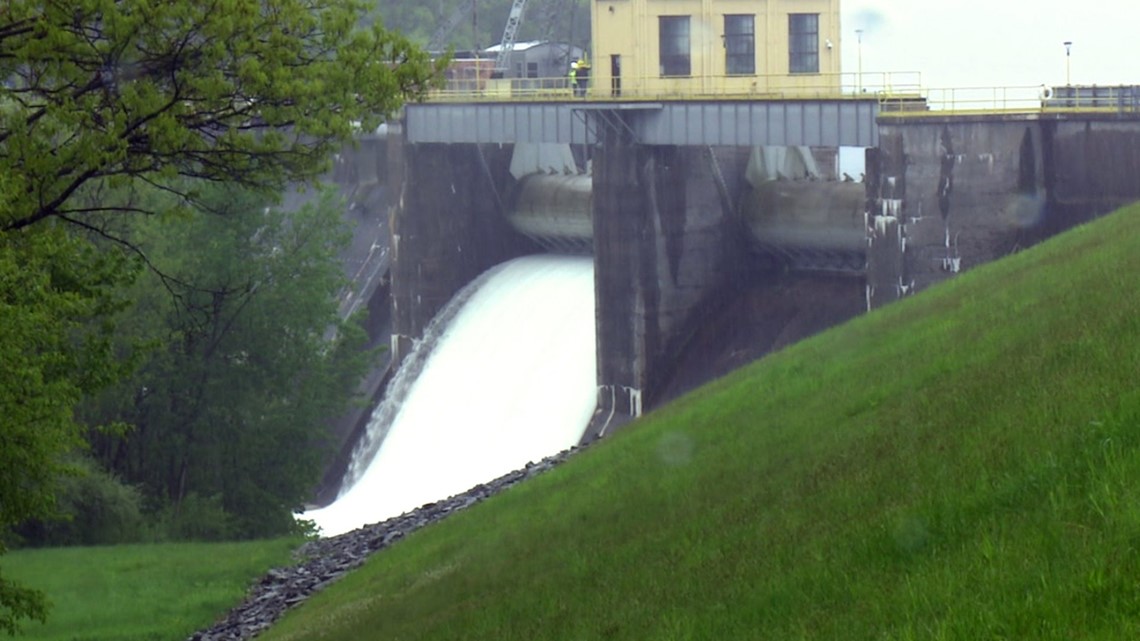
xmin=388 ymin=134 xmax=866 ymax=437
xmin=590 ymin=138 xmax=753 ymax=433
xmin=390 ymin=143 xmax=536 ymax=363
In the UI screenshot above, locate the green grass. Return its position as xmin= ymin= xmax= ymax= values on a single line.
xmin=258 ymin=201 xmax=1140 ymax=641
xmin=4 ymin=538 xmax=300 ymax=641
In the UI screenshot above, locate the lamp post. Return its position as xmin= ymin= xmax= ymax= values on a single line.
xmin=856 ymin=29 xmax=864 ymax=94
xmin=1063 ymin=40 xmax=1072 ymax=86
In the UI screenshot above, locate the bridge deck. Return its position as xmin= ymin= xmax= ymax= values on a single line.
xmin=405 ymin=98 xmax=881 ymax=147
xmin=403 ymin=83 xmax=1140 ymax=147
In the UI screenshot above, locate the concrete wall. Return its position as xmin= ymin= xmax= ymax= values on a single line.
xmin=310 ymin=134 xmax=401 ymax=504
xmin=1047 ymin=119 xmax=1140 ymax=226
xmin=867 ymin=115 xmax=1140 ymax=306
xmin=387 ymin=132 xmax=846 ymax=438
xmin=590 ymin=137 xmax=753 ymax=434
xmin=390 ymin=142 xmax=537 ymax=363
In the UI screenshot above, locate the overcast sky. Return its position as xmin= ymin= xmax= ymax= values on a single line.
xmin=840 ymin=0 xmax=1139 ymax=90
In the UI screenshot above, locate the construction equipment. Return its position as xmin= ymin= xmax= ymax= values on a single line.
xmin=492 ymin=0 xmax=528 ymax=75
xmin=429 ymin=0 xmax=575 ymax=78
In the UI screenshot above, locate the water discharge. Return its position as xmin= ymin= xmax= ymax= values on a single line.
xmin=307 ymin=255 xmax=597 ymax=537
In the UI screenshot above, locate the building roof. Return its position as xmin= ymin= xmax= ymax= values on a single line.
xmin=483 ymin=40 xmax=547 ymax=53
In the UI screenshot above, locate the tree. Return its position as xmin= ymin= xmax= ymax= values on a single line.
xmin=0 ymin=0 xmax=439 ymax=632
xmin=0 ymin=222 xmax=135 ymax=634
xmin=84 ymin=184 xmax=372 ymax=540
xmin=0 ymin=0 xmax=440 ymax=231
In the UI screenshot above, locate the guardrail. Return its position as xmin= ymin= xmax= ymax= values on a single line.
xmin=879 ymin=84 xmax=1140 ymax=117
xmin=425 ymin=71 xmax=923 ymax=103
xmin=423 ymin=69 xmax=1140 ymax=119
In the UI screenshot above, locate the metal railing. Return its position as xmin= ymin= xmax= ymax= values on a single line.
xmin=425 ymin=69 xmax=1140 ymax=121
xmin=879 ymin=84 xmax=1140 ymax=117
xmin=424 ymin=71 xmax=923 ymax=103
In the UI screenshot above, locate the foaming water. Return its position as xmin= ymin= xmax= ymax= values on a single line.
xmin=307 ymin=255 xmax=596 ymax=537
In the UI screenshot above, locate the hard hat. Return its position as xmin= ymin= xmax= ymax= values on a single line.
xmin=571 ymin=62 xmax=578 ymax=68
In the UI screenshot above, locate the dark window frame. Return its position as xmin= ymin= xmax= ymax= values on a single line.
xmin=659 ymin=15 xmax=691 ymax=77
xmin=788 ymin=13 xmax=819 ymax=74
xmin=724 ymin=14 xmax=755 ymax=75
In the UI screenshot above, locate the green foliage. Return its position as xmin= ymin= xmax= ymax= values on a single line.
xmin=0 ymin=579 xmax=46 ymax=640
xmin=0 ymin=0 xmax=442 ymax=232
xmin=3 ymin=538 xmax=301 ymax=641
xmin=14 ymin=455 xmax=144 ymax=548
xmin=0 ymin=0 xmax=434 ymax=631
xmin=260 ymin=203 xmax=1140 ymax=641
xmin=147 ymin=494 xmax=236 ymax=543
xmin=0 ymin=228 xmax=133 ymax=532
xmin=81 ymin=183 xmax=373 ymax=541
xmin=0 ymin=223 xmax=136 ymax=634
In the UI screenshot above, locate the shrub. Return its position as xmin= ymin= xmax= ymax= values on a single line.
xmin=148 ymin=494 xmax=236 ymax=542
xmin=16 ymin=455 xmax=145 ymax=547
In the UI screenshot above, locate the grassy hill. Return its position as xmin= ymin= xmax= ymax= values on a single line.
xmin=260 ymin=202 xmax=1140 ymax=641
xmin=6 ymin=202 xmax=1139 ymax=641
xmin=3 ymin=538 xmax=299 ymax=641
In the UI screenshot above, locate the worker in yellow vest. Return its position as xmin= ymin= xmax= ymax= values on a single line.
xmin=574 ymin=55 xmax=590 ymax=97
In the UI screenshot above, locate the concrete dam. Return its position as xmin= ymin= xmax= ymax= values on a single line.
xmin=394 ymin=138 xmax=869 ymax=430
xmin=313 ymin=133 xmax=869 ymax=533
xmin=314 ymin=100 xmax=1140 ymax=528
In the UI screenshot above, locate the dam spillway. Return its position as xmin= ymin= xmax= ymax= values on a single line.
xmin=309 ymin=254 xmax=597 ymax=537
xmin=391 ymin=141 xmax=876 ymax=438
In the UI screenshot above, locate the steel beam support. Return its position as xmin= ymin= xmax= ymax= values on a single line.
xmin=405 ymin=99 xmax=880 ymax=147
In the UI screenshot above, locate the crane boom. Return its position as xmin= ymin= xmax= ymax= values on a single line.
xmin=492 ymin=0 xmax=528 ymax=74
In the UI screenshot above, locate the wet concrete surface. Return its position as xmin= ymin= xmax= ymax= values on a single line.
xmin=657 ymin=271 xmax=865 ymax=404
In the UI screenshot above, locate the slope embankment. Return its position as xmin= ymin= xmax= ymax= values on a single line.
xmin=259 ymin=201 xmax=1140 ymax=640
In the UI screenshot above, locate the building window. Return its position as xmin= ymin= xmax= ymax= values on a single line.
xmin=789 ymin=13 xmax=819 ymax=74
xmin=659 ymin=16 xmax=691 ymax=77
xmin=526 ymin=62 xmax=539 ymax=78
xmin=724 ymin=15 xmax=755 ymax=75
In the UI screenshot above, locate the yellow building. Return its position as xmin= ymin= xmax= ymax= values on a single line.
xmin=590 ymin=0 xmax=841 ymax=98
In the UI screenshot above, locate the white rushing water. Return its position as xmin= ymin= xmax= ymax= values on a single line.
xmin=307 ymin=254 xmax=597 ymax=537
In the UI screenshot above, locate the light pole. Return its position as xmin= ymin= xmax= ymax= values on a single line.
xmin=856 ymin=29 xmax=864 ymax=94
xmin=1063 ymin=41 xmax=1072 ymax=86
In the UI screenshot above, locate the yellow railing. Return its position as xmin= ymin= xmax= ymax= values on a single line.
xmin=425 ymin=71 xmax=923 ymax=103
xmin=425 ymin=72 xmax=1140 ymax=119
xmin=879 ymin=85 xmax=1140 ymax=117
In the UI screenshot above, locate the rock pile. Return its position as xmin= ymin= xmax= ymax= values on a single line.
xmin=188 ymin=446 xmax=582 ymax=640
